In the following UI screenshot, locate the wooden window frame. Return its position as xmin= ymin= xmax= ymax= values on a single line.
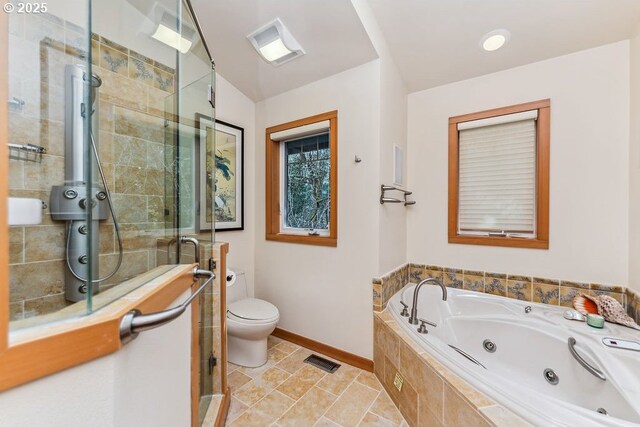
xmin=265 ymin=110 xmax=338 ymax=247
xmin=448 ymin=99 xmax=550 ymax=249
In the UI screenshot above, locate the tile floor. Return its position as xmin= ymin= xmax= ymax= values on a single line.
xmin=226 ymin=335 xmax=408 ymax=427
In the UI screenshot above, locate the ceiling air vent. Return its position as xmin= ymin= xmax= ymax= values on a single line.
xmin=247 ymin=18 xmax=305 ymax=66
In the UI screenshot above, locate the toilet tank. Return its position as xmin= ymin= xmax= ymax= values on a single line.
xmin=226 ymin=268 xmax=247 ymax=304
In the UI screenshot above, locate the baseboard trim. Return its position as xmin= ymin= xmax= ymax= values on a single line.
xmin=272 ymin=327 xmax=374 ymax=372
xmin=214 ymin=388 xmax=231 ymax=427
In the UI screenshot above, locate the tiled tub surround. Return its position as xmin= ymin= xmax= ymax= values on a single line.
xmin=377 ymin=286 xmax=640 ymax=426
xmin=8 ymin=12 xmax=177 ymax=320
xmin=373 ymin=263 xmax=640 ymax=323
xmin=373 ymin=311 xmax=528 ymax=427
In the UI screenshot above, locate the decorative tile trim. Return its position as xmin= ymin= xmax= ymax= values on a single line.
xmin=373 ymin=262 xmax=639 ymax=322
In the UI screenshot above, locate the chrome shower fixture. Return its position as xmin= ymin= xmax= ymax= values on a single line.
xmin=50 ymin=64 xmax=123 ymax=302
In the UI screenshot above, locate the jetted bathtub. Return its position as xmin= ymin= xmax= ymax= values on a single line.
xmin=388 ymin=284 xmax=640 ymax=426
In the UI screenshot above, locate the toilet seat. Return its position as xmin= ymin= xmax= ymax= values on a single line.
xmin=228 ymin=298 xmax=279 ymax=324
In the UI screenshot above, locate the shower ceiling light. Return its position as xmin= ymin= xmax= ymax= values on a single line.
xmin=152 ymin=23 xmax=193 ymax=54
xmin=247 ymin=18 xmax=305 ymax=66
xmin=480 ymin=29 xmax=510 ymax=52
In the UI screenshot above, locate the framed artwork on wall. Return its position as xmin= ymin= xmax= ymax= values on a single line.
xmin=196 ymin=114 xmax=244 ymax=232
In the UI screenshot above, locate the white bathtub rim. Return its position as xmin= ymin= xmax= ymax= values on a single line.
xmin=387 ymin=285 xmax=640 ymax=427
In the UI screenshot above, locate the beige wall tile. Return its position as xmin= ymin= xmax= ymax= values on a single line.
xmin=384 ymin=356 xmax=417 ymax=426
xmin=24 ymin=225 xmax=65 ymax=262
xmin=325 ymin=381 xmax=379 ymax=427
xmin=9 ymin=260 xmax=65 ymax=302
xmin=442 ymin=384 xmax=491 ymax=427
xmin=398 ymin=340 xmax=443 ymax=421
xmin=532 ymin=283 xmax=559 ymax=304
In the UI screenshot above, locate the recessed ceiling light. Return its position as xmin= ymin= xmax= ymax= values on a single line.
xmin=247 ymin=18 xmax=305 ymax=66
xmin=480 ymin=29 xmax=510 ymax=52
xmin=152 ymin=24 xmax=193 ymax=54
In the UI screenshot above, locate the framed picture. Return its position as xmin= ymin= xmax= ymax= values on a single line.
xmin=196 ymin=114 xmax=244 ymax=232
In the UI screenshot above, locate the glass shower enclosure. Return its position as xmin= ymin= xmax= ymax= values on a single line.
xmin=5 ymin=0 xmax=218 ymax=417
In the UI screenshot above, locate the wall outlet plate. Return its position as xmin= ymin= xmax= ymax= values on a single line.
xmin=393 ymin=372 xmax=404 ymax=391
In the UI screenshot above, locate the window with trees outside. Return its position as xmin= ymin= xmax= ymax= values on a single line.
xmin=448 ymin=100 xmax=550 ymax=249
xmin=266 ymin=111 xmax=338 ymax=246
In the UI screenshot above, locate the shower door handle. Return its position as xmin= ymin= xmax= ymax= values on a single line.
xmin=180 ymin=236 xmax=201 ymax=265
xmin=119 ymin=267 xmax=215 ymax=345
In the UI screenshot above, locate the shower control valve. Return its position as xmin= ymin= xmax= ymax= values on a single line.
xmin=78 ymin=255 xmax=88 ymax=264
xmin=63 ymin=189 xmax=78 ymax=199
xmin=79 ymin=198 xmax=97 ymax=210
xmin=96 ymin=191 xmax=107 ymax=201
xmin=78 ymin=225 xmax=88 ymax=235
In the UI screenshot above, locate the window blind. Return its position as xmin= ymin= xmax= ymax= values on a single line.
xmin=457 ymin=114 xmax=537 ymax=235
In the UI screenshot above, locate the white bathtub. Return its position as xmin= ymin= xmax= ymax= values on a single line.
xmin=388 ymin=284 xmax=640 ymax=427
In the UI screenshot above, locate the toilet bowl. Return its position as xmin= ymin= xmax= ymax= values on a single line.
xmin=226 ymin=269 xmax=279 ymax=367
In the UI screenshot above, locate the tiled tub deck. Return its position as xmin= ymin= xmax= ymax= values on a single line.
xmin=373 ymin=310 xmax=531 ymax=427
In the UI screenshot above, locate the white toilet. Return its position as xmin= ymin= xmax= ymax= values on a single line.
xmin=226 ymin=269 xmax=280 ymax=367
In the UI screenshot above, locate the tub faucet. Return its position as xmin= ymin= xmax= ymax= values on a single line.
xmin=409 ymin=278 xmax=447 ymax=325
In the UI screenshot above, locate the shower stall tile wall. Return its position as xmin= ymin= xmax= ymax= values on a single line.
xmin=8 ymin=13 xmax=176 ymax=321
xmin=373 ymin=263 xmax=636 ymax=321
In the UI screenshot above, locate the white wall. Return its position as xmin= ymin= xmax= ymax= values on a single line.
xmin=407 ymin=41 xmax=630 ymax=285
xmin=254 ymin=62 xmax=381 ymax=358
xmin=352 ymin=0 xmax=409 ymax=275
xmin=0 ymin=293 xmax=191 ymax=427
xmin=215 ymin=75 xmax=257 ymax=296
xmin=629 ymin=24 xmax=640 ymax=292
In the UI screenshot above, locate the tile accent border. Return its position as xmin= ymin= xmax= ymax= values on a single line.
xmin=374 ymin=311 xmax=530 ymax=427
xmin=373 ymin=263 xmax=640 ymax=323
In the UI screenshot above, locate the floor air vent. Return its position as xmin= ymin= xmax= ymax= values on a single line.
xmin=304 ymin=354 xmax=340 ymax=373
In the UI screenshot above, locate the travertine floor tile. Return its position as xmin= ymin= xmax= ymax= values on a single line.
xmin=226 ymin=396 xmax=249 ymax=424
xmin=316 ymin=362 xmax=360 ymax=395
xmin=229 ymin=390 xmax=294 ymax=427
xmin=370 ymin=391 xmax=404 ymax=425
xmin=228 ymin=370 xmax=252 ymax=390
xmin=268 ymin=335 xmax=283 ymax=348
xmin=234 ymin=367 xmax=291 ymax=406
xmin=358 ymin=412 xmax=397 ymax=426
xmin=277 ymin=363 xmax=326 ymax=400
xmin=325 ymin=381 xmax=380 ymax=427
xmin=276 ymin=347 xmax=314 ymax=374
xmin=228 ymin=336 xmax=406 ymax=427
xmin=277 ymin=386 xmax=338 ymax=427
xmin=355 ymin=371 xmax=383 ymax=392
xmin=314 ymin=417 xmax=341 ymax=427
xmin=273 ymin=340 xmax=300 ymax=355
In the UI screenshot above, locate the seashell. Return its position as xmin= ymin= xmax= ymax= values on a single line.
xmin=596 ymin=295 xmax=640 ymax=331
xmin=573 ymin=294 xmax=599 ymax=316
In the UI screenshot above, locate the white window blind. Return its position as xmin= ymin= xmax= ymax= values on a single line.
xmin=457 ymin=112 xmax=537 ymax=235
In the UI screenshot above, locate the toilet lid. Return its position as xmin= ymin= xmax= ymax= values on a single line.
xmin=228 ymin=298 xmax=279 ymax=321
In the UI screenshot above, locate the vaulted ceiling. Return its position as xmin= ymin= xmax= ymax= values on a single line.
xmin=191 ymin=0 xmax=640 ymax=100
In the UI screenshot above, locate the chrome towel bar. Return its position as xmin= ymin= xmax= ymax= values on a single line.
xmin=119 ymin=267 xmax=215 ymax=345
xmin=380 ymin=184 xmax=416 ymax=206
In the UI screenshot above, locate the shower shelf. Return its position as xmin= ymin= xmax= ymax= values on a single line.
xmin=8 ymin=143 xmax=46 ymax=162
xmin=380 ymin=184 xmax=416 ymax=206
